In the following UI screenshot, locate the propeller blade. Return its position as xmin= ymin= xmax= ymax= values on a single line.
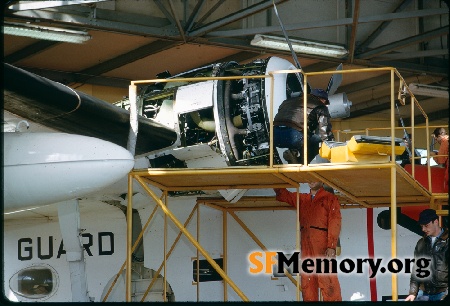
xmin=326 ymin=63 xmax=343 ymax=95
xmin=273 ymin=1 xmax=311 ymax=93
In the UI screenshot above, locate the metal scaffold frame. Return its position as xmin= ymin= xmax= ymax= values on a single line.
xmin=119 ymin=67 xmax=448 ymax=302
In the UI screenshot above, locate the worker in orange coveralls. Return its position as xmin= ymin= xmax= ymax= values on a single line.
xmin=431 ymin=127 xmax=449 ymax=191
xmin=274 ymin=181 xmax=342 ymax=301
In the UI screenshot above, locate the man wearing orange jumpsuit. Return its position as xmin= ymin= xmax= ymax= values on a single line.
xmin=274 ymin=182 xmax=342 ymax=301
xmin=431 ymin=127 xmax=449 ymax=191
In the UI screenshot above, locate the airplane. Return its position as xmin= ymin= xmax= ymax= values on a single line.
xmin=3 ymin=55 xmax=447 ymax=303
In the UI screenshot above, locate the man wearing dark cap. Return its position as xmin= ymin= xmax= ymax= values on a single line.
xmin=405 ymin=209 xmax=448 ymax=301
xmin=273 ymin=88 xmax=335 ymax=164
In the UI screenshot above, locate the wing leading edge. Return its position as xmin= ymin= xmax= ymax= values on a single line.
xmin=4 ymin=63 xmax=178 ymax=156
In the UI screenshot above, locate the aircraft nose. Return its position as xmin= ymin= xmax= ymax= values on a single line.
xmin=3 ymin=132 xmax=135 ymax=212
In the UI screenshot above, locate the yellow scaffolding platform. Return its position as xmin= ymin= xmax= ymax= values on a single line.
xmin=119 ymin=66 xmax=448 ymax=302
xmin=123 ymin=162 xmax=447 ymax=302
xmin=132 ymin=163 xmax=447 ymax=209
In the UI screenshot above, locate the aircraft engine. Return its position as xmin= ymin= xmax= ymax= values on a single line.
xmin=122 ymin=56 xmax=350 ymax=171
xmin=214 ymin=59 xmax=284 ymax=166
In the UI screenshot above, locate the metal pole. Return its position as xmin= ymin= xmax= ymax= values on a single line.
xmin=390 ymin=70 xmax=398 ymax=301
xmin=303 ymin=75 xmax=308 ymax=165
xmin=410 ymin=96 xmax=415 ymax=177
xmin=296 ymin=185 xmax=300 ymax=301
xmin=196 ymin=203 xmax=200 ymax=301
xmin=127 ymin=84 xmax=138 ymax=156
xmin=223 ymin=210 xmax=228 ymax=301
xmin=269 ymin=73 xmax=275 ymax=168
xmin=426 ymin=119 xmax=432 ymax=192
xmin=126 ymin=174 xmax=133 ymax=302
xmin=163 ymin=192 xmax=168 ymax=302
xmin=272 ymin=0 xmax=305 ymax=93
xmin=140 ymin=204 xmax=198 ymax=302
xmin=134 ymin=175 xmax=249 ymax=301
xmin=390 ymin=165 xmax=398 ymax=301
xmin=103 ymin=204 xmax=159 ymax=302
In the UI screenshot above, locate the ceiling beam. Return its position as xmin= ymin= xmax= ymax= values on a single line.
xmin=403 ymin=109 xmax=450 ymax=126
xmin=304 ymin=62 xmax=341 ymax=73
xmin=338 ymin=74 xmax=394 ymax=94
xmin=4 ymin=41 xmax=60 ymax=63
xmin=5 ymin=3 xmax=447 ymax=47
xmin=206 ymin=8 xmax=448 ymax=37
xmin=371 ymin=49 xmax=448 ymax=60
xmin=185 ymin=0 xmax=206 ymax=32
xmin=348 ymin=0 xmax=360 ymax=64
xmin=17 ymin=51 xmax=262 ymax=88
xmin=207 ymin=51 xmax=261 ymax=65
xmin=356 ymin=26 xmax=449 ymax=59
xmin=5 ymin=5 xmax=178 ymax=37
xmin=188 ymin=0 xmax=287 ymax=37
xmin=358 ymin=0 xmax=414 ymax=52
xmin=18 ymin=66 xmax=130 ymax=88
xmin=347 ymin=99 xmax=392 ymax=118
xmin=154 ymin=0 xmax=177 ymax=25
xmin=345 ymin=94 xmax=446 ymax=122
xmin=369 ymin=58 xmax=449 ymax=76
xmin=71 ymin=40 xmax=180 ymax=85
xmin=168 ymin=0 xmax=186 ymax=42
xmin=194 ymin=0 xmax=226 ymax=29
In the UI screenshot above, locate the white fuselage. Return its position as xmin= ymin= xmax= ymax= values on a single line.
xmin=3 ymin=188 xmax=419 ymax=302
xmin=3 ymin=132 xmax=135 ymax=212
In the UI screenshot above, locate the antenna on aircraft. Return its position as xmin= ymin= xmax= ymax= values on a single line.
xmin=272 ymin=1 xmax=309 ymax=94
xmin=395 ymin=102 xmax=412 ymax=157
xmin=272 ymin=1 xmax=343 ymax=97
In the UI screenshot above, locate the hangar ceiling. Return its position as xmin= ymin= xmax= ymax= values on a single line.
xmin=3 ymin=0 xmax=449 ymax=129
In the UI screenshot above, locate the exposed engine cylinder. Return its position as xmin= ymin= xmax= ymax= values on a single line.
xmin=125 ymin=56 xmax=350 ymax=170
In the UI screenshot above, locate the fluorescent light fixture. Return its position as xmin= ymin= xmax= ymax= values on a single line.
xmin=409 ymin=83 xmax=449 ymax=99
xmin=8 ymin=0 xmax=109 ymax=11
xmin=250 ymin=34 xmax=348 ymax=58
xmin=3 ymin=22 xmax=91 ymax=44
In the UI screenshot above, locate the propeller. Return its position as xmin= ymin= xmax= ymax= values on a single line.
xmin=273 ymin=1 xmax=343 ymax=96
xmin=272 ymin=1 xmax=310 ymax=94
xmin=326 ymin=63 xmax=343 ymax=95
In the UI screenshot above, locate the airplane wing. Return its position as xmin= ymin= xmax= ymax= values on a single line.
xmin=4 ymin=63 xmax=178 ymax=156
